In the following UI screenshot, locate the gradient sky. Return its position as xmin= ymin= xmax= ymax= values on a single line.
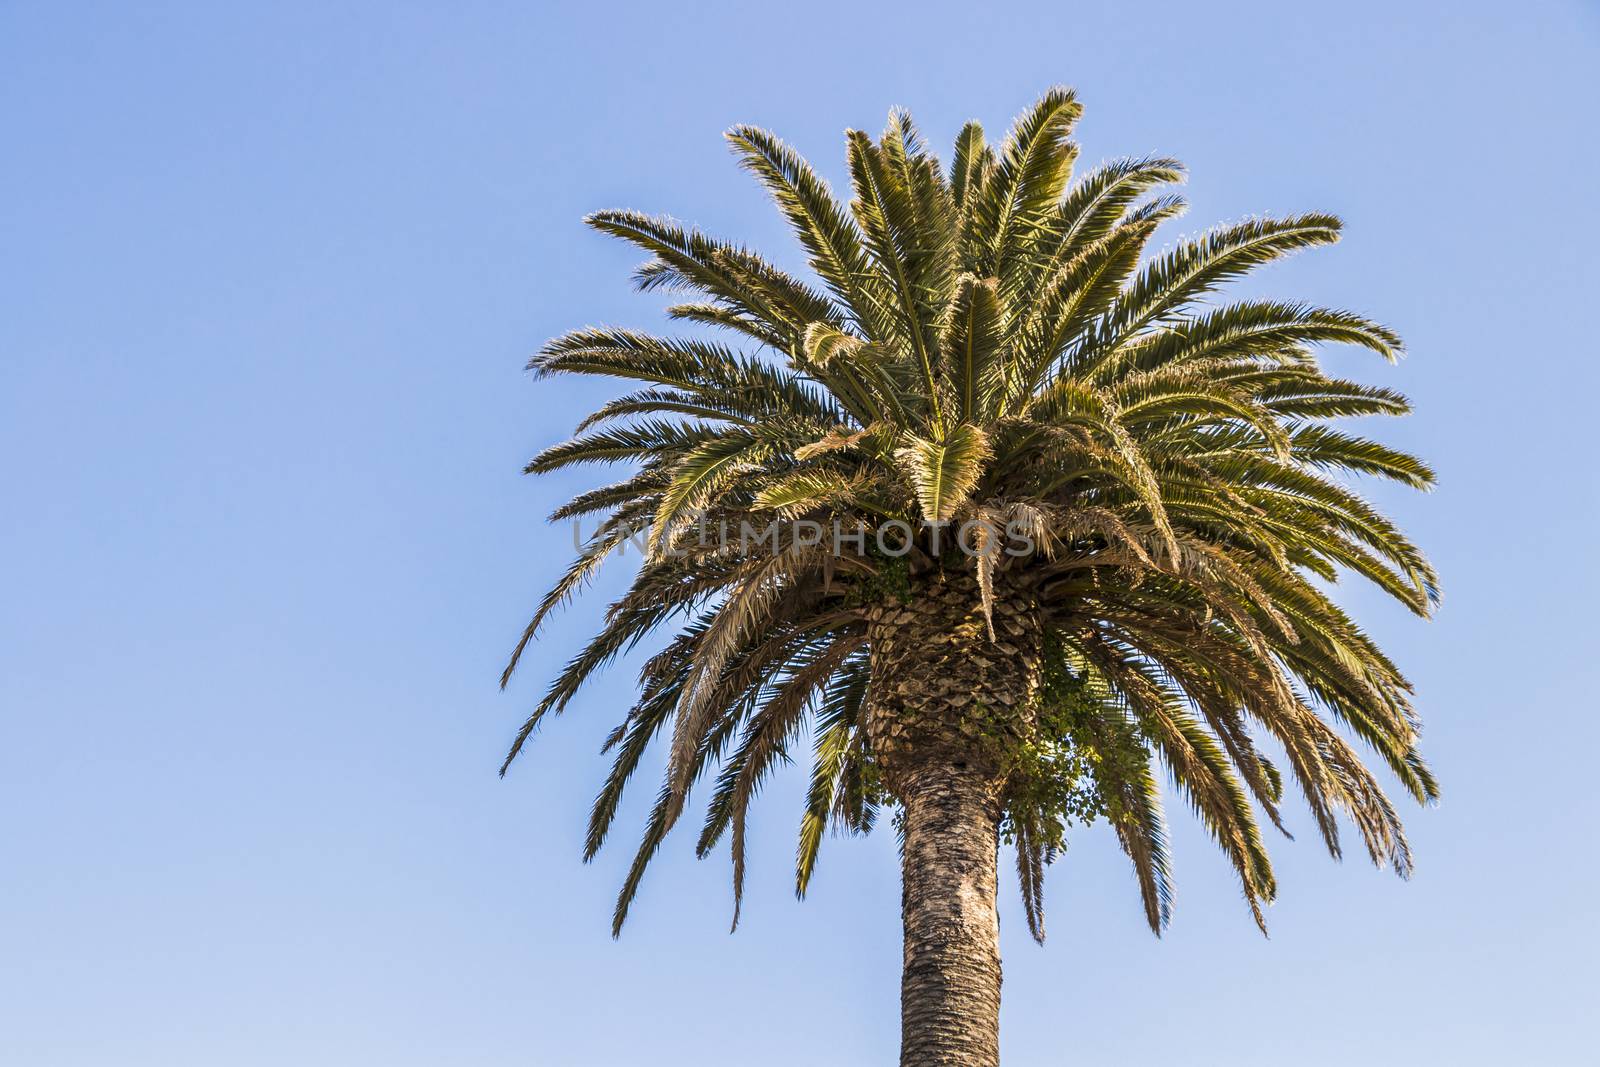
xmin=4 ymin=3 xmax=1598 ymax=1064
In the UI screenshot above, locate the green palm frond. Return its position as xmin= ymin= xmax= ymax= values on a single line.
xmin=896 ymin=423 xmax=992 ymax=523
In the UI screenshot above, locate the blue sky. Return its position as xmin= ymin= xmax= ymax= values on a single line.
xmin=3 ymin=2 xmax=1597 ymax=1064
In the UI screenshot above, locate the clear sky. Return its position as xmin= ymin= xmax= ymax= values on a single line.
xmin=3 ymin=2 xmax=1598 ymax=1064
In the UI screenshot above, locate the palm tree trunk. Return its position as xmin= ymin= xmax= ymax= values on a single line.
xmin=898 ymin=763 xmax=1004 ymax=1067
xmin=863 ymin=575 xmax=1045 ymax=1067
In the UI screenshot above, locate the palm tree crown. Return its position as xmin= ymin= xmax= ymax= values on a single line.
xmin=504 ymin=87 xmax=1438 ymax=944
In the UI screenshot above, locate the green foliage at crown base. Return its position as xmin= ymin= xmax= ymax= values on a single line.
xmin=1000 ymin=631 xmax=1148 ymax=854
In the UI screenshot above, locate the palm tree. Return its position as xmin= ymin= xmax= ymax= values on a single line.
xmin=502 ymin=87 xmax=1439 ymax=1067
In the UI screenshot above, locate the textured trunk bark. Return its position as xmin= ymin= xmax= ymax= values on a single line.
xmin=861 ymin=574 xmax=1045 ymax=1067
xmin=898 ymin=764 xmax=1003 ymax=1067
